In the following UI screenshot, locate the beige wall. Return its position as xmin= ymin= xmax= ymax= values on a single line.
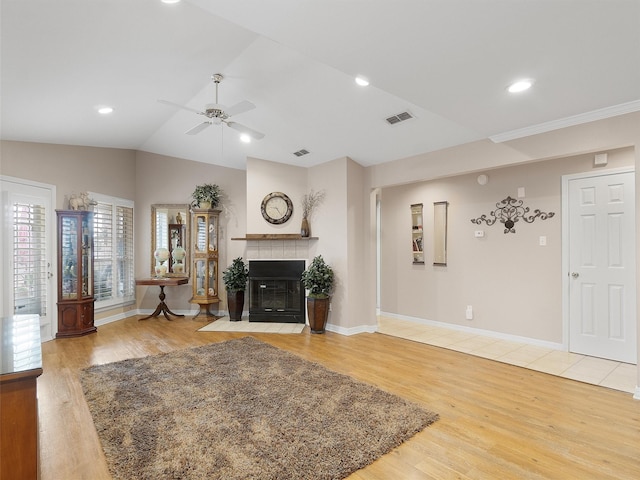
xmin=246 ymin=157 xmax=307 ymax=234
xmin=380 ymin=148 xmax=634 ymax=343
xmin=369 ymin=111 xmax=640 ymax=188
xmin=134 ymin=151 xmax=246 ymax=314
xmin=1 ymin=141 xmax=136 ymax=209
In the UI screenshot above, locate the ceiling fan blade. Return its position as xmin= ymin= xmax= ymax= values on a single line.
xmin=224 ymin=100 xmax=255 ymax=118
xmin=226 ymin=121 xmax=265 ymax=140
xmin=185 ymin=122 xmax=211 ymax=135
xmin=158 ymin=99 xmax=203 ymax=115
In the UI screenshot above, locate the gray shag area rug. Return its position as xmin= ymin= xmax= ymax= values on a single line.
xmin=80 ymin=337 xmax=438 ymax=480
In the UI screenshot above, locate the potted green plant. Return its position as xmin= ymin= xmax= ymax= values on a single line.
xmin=191 ymin=183 xmax=221 ymax=209
xmin=222 ymin=257 xmax=249 ymax=321
xmin=301 ymin=255 xmax=334 ymax=333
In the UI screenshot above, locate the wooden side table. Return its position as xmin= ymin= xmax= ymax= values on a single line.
xmin=1 ymin=314 xmax=43 ymax=480
xmin=136 ymin=277 xmax=189 ymax=321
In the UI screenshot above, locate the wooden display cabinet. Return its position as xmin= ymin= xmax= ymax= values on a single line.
xmin=190 ymin=209 xmax=220 ymax=319
xmin=56 ymin=210 xmax=96 ymax=337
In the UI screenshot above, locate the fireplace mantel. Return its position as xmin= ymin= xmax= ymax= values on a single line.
xmin=231 ymin=234 xmax=318 ymax=241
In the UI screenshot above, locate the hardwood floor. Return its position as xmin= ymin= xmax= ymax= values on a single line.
xmin=38 ymin=316 xmax=640 ymax=480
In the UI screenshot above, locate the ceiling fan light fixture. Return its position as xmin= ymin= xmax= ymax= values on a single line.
xmin=159 ymin=73 xmax=264 ymax=139
xmin=355 ymin=76 xmax=369 ymax=87
xmin=507 ymin=79 xmax=533 ymax=93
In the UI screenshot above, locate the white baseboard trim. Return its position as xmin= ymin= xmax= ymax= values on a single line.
xmin=94 ymin=309 xmax=139 ymax=327
xmin=379 ymin=311 xmax=565 ymax=351
xmin=96 ymin=308 xmax=209 ymax=326
xmin=634 ymin=386 xmax=640 ymax=401
xmin=326 ymin=322 xmax=377 ymax=336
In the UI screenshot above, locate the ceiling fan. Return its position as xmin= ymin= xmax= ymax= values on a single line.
xmin=158 ymin=73 xmax=264 ymax=140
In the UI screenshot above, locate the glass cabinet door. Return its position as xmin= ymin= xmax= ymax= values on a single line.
xmin=61 ymin=216 xmax=78 ymax=299
xmin=81 ymin=214 xmax=92 ymax=297
xmin=208 ymin=259 xmax=216 ymax=296
xmin=208 ymin=215 xmax=217 ymax=252
xmin=195 ymin=214 xmax=207 ymax=252
xmin=195 ymin=259 xmax=206 ymax=296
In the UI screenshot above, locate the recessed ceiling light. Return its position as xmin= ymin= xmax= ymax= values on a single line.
xmin=507 ymin=80 xmax=533 ymax=93
xmin=97 ymin=106 xmax=114 ymax=115
xmin=161 ymin=0 xmax=181 ymax=4
xmin=355 ymin=76 xmax=369 ymax=87
xmin=240 ymin=134 xmax=251 ymax=143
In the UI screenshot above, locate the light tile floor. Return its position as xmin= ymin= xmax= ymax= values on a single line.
xmin=378 ymin=316 xmax=637 ymax=394
xmin=198 ymin=317 xmax=306 ymax=334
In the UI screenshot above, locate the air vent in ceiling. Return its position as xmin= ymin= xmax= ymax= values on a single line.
xmin=293 ymin=148 xmax=310 ymax=157
xmin=385 ymin=111 xmax=414 ymax=125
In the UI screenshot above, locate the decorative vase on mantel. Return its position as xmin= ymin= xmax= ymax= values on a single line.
xmin=300 ymin=216 xmax=310 ymax=237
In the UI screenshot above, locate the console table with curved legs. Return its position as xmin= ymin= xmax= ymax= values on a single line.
xmin=136 ymin=277 xmax=189 ymax=320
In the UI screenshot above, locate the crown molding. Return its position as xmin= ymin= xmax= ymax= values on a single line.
xmin=489 ymin=100 xmax=640 ymax=144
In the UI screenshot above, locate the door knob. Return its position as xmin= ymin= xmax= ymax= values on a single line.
xmin=571 ymin=272 xmax=579 ymax=278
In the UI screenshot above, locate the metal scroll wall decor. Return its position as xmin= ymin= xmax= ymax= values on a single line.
xmin=470 ymin=196 xmax=555 ymax=234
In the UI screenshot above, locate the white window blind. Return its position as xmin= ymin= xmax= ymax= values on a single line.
xmin=90 ymin=193 xmax=134 ymax=309
xmin=116 ymin=205 xmax=135 ymax=299
xmin=13 ymin=202 xmax=47 ymax=315
xmin=93 ymin=202 xmax=113 ymax=301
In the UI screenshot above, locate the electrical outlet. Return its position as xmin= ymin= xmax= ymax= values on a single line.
xmin=465 ymin=305 xmax=473 ymax=320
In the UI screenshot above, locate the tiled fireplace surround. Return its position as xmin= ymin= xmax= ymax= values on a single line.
xmin=244 ymin=239 xmax=311 ymax=262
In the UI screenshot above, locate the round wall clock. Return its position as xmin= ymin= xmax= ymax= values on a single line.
xmin=261 ymin=192 xmax=294 ymax=224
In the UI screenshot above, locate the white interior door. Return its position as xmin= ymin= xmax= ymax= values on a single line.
xmin=1 ymin=176 xmax=57 ymax=341
xmin=567 ymin=170 xmax=636 ymax=363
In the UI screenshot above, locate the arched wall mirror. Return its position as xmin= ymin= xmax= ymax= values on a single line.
xmin=151 ymin=204 xmax=190 ymax=277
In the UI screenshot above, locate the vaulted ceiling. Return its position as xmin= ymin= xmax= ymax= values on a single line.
xmin=2 ymin=0 xmax=639 ymax=170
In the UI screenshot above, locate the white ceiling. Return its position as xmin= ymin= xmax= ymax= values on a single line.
xmin=2 ymin=0 xmax=639 ymax=170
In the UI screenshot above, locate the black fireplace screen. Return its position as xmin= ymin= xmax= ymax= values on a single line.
xmin=248 ymin=260 xmax=305 ymax=323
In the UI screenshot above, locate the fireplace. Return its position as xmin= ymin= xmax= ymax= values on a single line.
xmin=248 ymin=260 xmax=305 ymax=323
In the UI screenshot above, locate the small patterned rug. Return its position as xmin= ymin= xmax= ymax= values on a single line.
xmin=198 ymin=317 xmax=306 ymax=334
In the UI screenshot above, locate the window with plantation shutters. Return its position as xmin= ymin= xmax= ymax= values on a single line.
xmin=116 ymin=205 xmax=134 ymax=299
xmin=13 ymin=202 xmax=47 ymax=315
xmin=90 ymin=193 xmax=135 ymax=308
xmin=93 ymin=202 xmax=113 ymax=301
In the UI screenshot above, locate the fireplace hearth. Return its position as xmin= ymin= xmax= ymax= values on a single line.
xmin=248 ymin=260 xmax=305 ymax=323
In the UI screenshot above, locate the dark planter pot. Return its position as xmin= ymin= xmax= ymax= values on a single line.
xmin=227 ymin=290 xmax=245 ymax=321
xmin=306 ymin=296 xmax=330 ymax=334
